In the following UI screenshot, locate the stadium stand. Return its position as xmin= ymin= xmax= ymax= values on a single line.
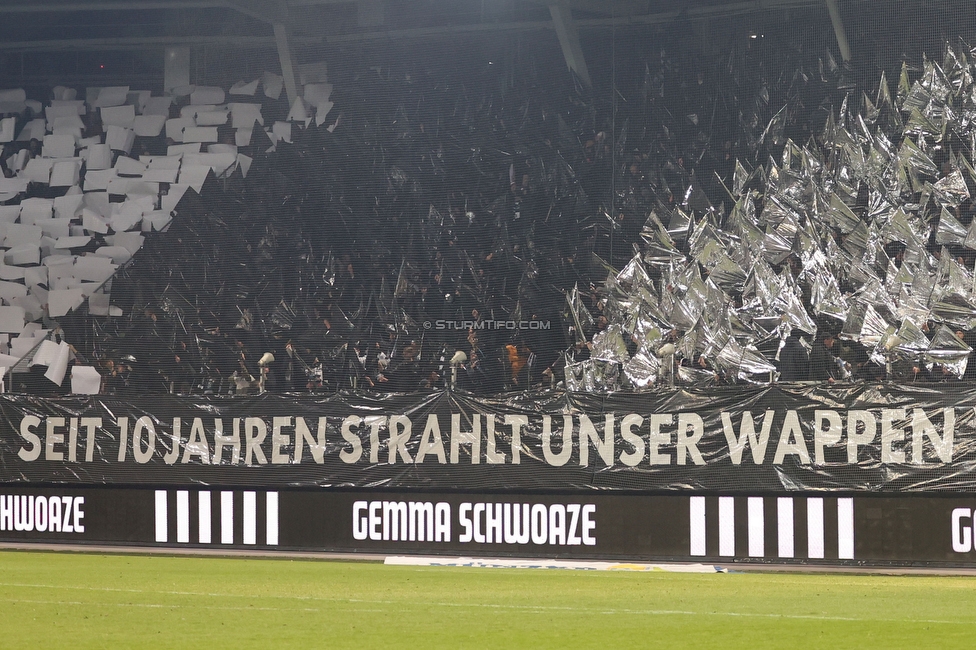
xmin=0 ymin=4 xmax=975 ymax=396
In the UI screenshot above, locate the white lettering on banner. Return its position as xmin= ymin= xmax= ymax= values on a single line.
xmin=132 ymin=417 xmax=155 ymax=464
xmin=357 ymin=502 xmax=596 ymax=546
xmin=18 ymin=416 xmax=41 ymax=462
xmin=0 ymin=494 xmax=84 ymax=533
xmin=6 ymin=408 xmax=964 ymax=468
xmin=294 ymin=417 xmax=327 ymax=464
xmin=44 ymin=417 xmax=66 ymax=461
xmin=340 ymin=416 xmax=364 ymax=464
xmin=244 ymin=418 xmax=267 ymax=466
xmin=183 ymin=418 xmax=212 ymax=465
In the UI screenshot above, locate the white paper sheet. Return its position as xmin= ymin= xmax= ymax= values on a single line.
xmin=49 ymin=98 xmax=85 ymax=115
xmin=31 ymin=339 xmax=61 ymax=366
xmin=100 ymin=104 xmax=135 ymax=128
xmin=44 ymin=340 xmax=70 ymax=386
xmin=0 ymin=280 xmax=27 ymax=303
xmin=86 ymin=143 xmax=113 ymax=170
xmin=230 ymin=79 xmax=259 ymax=95
xmin=0 ymin=177 xmax=28 ymax=195
xmin=316 ymin=100 xmax=335 ymax=126
xmin=71 ymin=365 xmax=102 ymax=394
xmin=0 ymin=206 xmax=19 ymax=223
xmin=262 ymin=72 xmax=283 ymax=100
xmin=190 ymin=86 xmax=225 ymax=105
xmin=114 ymin=156 xmax=147 ymax=176
xmin=178 ymin=164 xmax=211 ymax=191
xmin=83 ymin=191 xmax=111 ymax=217
xmin=91 ymin=86 xmax=129 ymax=108
xmin=195 ymin=110 xmax=228 ymax=126
xmin=146 ymin=155 xmax=182 ymax=170
xmin=142 ymin=168 xmax=178 ymax=183
xmin=20 ymin=198 xmax=53 ymax=224
xmin=142 ymin=211 xmax=172 ymax=231
xmin=238 ymin=153 xmax=253 ymax=178
xmin=82 ymin=209 xmax=109 ymax=234
xmin=17 ymin=119 xmax=46 ymax=142
xmin=48 ymin=288 xmax=84 ymax=317
xmin=161 ymin=184 xmax=189 ymax=211
xmin=0 ymin=89 xmax=27 ymax=103
xmin=0 ymin=306 xmax=25 ymax=333
xmin=107 ymin=232 xmax=144 ymax=255
xmin=235 ymin=127 xmax=253 ymax=147
xmin=87 ymin=292 xmax=110 ymax=316
xmin=286 ymin=97 xmax=308 ymax=123
xmin=104 ymin=125 xmax=135 ymax=153
xmin=0 ymin=353 xmax=20 ymax=374
xmin=22 ymin=158 xmax=53 ymax=184
xmin=142 ymin=96 xmax=172 ymax=117
xmin=36 ymin=218 xmax=71 ymax=239
xmin=5 ymin=244 xmax=40 ymax=266
xmin=106 ymin=177 xmax=136 ymax=196
xmin=54 ymin=235 xmax=92 ymax=249
xmin=6 ymin=149 xmax=27 ymax=172
xmin=0 ymin=262 xmax=24 ymax=281
xmin=272 ymin=122 xmax=291 ymax=143
xmin=93 ymin=246 xmax=132 ymax=264
xmin=133 ymin=114 xmax=166 ymax=137
xmin=23 ymin=266 xmax=45 ymax=287
xmin=50 ymin=160 xmax=80 ymax=187
xmin=167 ymin=143 xmax=200 ymax=156
xmin=72 ymin=255 xmax=116 ymax=282
xmin=10 ymin=334 xmax=43 ymax=360
xmin=53 ymin=193 xmax=84 ymax=220
xmin=108 ymin=211 xmax=142 ymax=232
xmin=0 ymin=117 xmax=15 ymax=143
xmin=229 ymin=103 xmax=263 ymax=128
xmin=15 ymin=293 xmax=43 ymax=322
xmin=4 ymin=224 xmax=42 ymax=248
xmin=182 ymin=126 xmax=218 ymax=143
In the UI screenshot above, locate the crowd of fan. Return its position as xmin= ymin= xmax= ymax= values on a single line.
xmin=0 ymin=21 xmax=971 ymax=395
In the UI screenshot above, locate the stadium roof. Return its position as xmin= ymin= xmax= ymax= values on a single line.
xmin=0 ymin=0 xmax=849 ymax=52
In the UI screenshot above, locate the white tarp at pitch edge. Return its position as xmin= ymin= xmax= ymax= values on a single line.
xmin=384 ymin=556 xmax=724 ymax=573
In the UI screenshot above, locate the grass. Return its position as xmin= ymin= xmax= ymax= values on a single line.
xmin=0 ymin=551 xmax=975 ymax=648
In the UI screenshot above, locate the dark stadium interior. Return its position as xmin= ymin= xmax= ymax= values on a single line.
xmin=0 ymin=0 xmax=974 ymax=396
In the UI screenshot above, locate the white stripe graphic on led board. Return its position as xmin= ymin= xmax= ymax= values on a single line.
xmin=837 ymin=497 xmax=854 ymax=559
xmin=152 ymin=490 xmax=276 ymax=546
xmin=154 ymin=490 xmax=167 ymax=543
xmin=718 ymin=496 xmax=735 ymax=557
xmin=266 ymin=492 xmax=279 ymax=546
xmin=686 ymin=496 xmax=853 ymax=560
xmin=176 ymin=490 xmax=189 ymax=543
xmin=807 ymin=497 xmax=825 ymax=559
xmin=243 ymin=491 xmax=256 ymax=545
xmin=198 ymin=491 xmax=211 ymax=544
xmin=747 ymin=497 xmax=764 ymax=557
xmin=777 ymin=497 xmax=794 ymax=558
xmin=689 ymin=496 xmax=706 ymax=556
xmin=221 ymin=491 xmax=234 ymax=544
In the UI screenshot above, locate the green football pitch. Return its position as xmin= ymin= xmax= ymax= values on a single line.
xmin=0 ymin=551 xmax=975 ymax=648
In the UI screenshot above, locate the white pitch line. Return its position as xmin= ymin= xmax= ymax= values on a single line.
xmin=0 ymin=582 xmax=972 ymax=625
xmin=0 ymin=597 xmax=320 ymax=613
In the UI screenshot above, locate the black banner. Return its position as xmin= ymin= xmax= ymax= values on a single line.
xmin=1 ymin=384 xmax=975 ymax=492
xmin=3 ymin=486 xmax=976 ymax=566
